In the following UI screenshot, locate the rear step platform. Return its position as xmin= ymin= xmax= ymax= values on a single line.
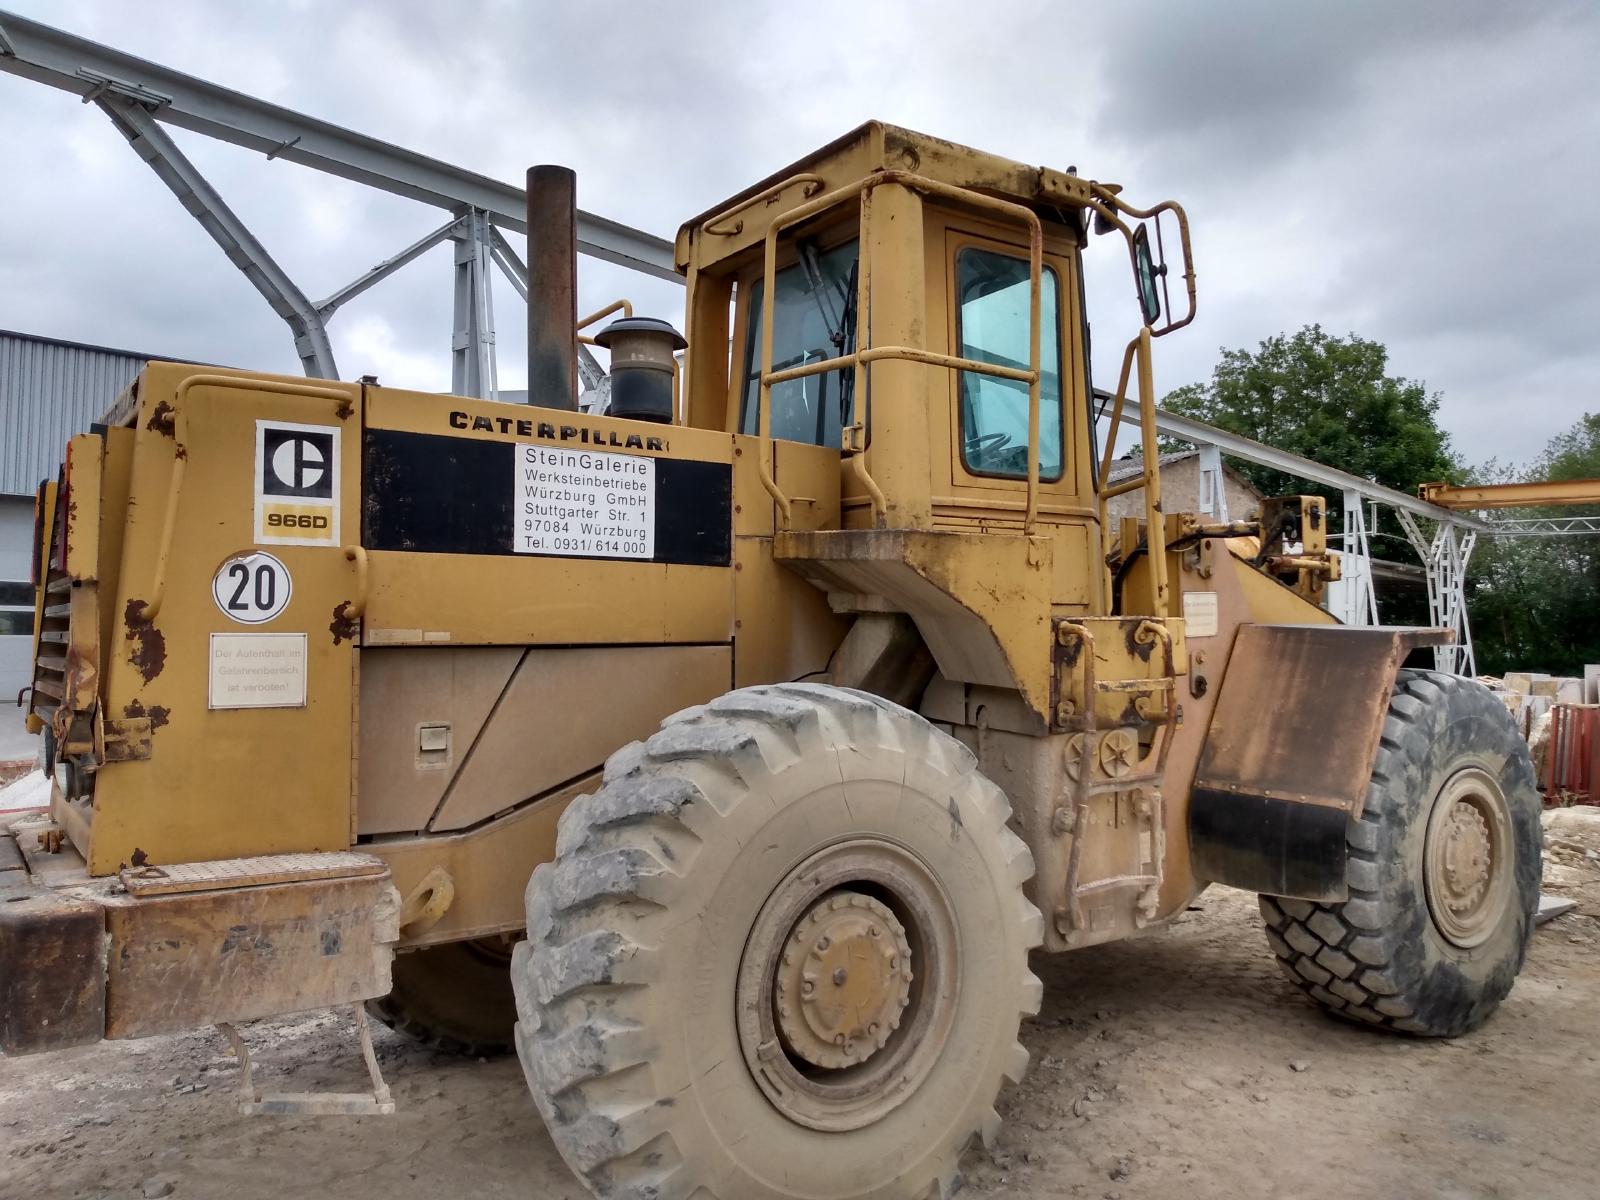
xmin=218 ymin=1004 xmax=395 ymax=1117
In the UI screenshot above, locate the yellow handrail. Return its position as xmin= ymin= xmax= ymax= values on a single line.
xmin=342 ymin=545 xmax=369 ymax=618
xmin=138 ymin=374 xmax=352 ymax=621
xmin=575 ymin=298 xmax=633 ymax=347
xmin=1094 ymin=329 xmax=1167 ymax=616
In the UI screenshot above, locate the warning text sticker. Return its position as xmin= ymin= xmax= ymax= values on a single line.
xmin=514 ymin=445 xmax=655 ymax=559
xmin=208 ymin=633 xmax=308 ymax=709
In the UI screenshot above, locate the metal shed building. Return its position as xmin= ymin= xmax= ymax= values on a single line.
xmin=1 ymin=330 xmax=151 ymax=723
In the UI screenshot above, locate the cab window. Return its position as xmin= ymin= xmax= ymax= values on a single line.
xmin=956 ymin=247 xmax=1063 ymax=481
xmin=739 ymin=240 xmax=859 ymax=448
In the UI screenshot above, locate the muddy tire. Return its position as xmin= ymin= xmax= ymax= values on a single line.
xmin=367 ymin=937 xmax=518 ymax=1057
xmin=512 ymin=683 xmax=1042 ymax=1200
xmin=1260 ymin=669 xmax=1540 ymax=1036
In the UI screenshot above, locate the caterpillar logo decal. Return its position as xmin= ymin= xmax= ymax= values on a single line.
xmin=255 ymin=420 xmax=340 ymax=546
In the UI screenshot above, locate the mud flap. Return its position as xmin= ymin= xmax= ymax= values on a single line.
xmin=1189 ymin=624 xmax=1449 ymax=901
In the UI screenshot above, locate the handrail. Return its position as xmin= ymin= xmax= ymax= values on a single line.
xmin=1094 ymin=329 xmax=1168 ymax=616
xmin=754 ymin=168 xmax=1043 ymax=532
xmin=342 ymin=545 xmax=369 ymax=617
xmin=575 ymin=298 xmax=632 ymax=347
xmin=704 ymin=173 xmax=827 ymax=237
xmin=1084 ymin=186 xmax=1197 ymax=338
xmin=138 ymin=373 xmax=352 ymax=621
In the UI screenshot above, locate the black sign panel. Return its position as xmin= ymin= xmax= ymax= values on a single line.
xmin=362 ymin=429 xmax=732 ymax=567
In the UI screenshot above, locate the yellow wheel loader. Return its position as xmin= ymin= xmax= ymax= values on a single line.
xmin=4 ymin=123 xmax=1539 ymax=1199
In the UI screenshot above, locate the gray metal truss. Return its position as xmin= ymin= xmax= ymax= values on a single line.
xmin=1479 ymin=514 xmax=1600 ymax=537
xmin=1396 ymin=510 xmax=1477 ymax=677
xmin=97 ymin=96 xmax=340 ymax=379
xmin=1132 ymin=398 xmax=1484 ymax=674
xmin=0 ymin=7 xmax=679 ymax=401
xmin=0 ymin=10 xmax=676 ymax=278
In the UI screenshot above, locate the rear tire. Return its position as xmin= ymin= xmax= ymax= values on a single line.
xmin=1260 ymin=669 xmax=1540 ymax=1036
xmin=512 ymin=683 xmax=1043 ymax=1200
xmin=367 ymin=937 xmax=517 ymax=1057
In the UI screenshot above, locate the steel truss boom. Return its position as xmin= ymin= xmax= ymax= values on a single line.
xmin=0 ymin=10 xmax=678 ymax=280
xmin=98 ymin=96 xmax=339 ymax=379
xmin=1109 ymin=394 xmax=1488 ymax=531
xmin=1482 ymin=514 xmax=1600 ymax=537
xmin=1106 ymin=394 xmax=1487 ymax=676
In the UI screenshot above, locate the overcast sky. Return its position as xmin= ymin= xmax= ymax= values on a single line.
xmin=2 ymin=0 xmax=1596 ymax=470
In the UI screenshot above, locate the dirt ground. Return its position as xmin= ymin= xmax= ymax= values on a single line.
xmin=4 ymin=811 xmax=1599 ymax=1200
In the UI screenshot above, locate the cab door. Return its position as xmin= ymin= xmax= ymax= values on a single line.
xmin=926 ymin=212 xmax=1102 ymax=614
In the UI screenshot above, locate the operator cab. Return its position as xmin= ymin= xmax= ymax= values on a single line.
xmin=674 ymin=121 xmax=1191 ymax=618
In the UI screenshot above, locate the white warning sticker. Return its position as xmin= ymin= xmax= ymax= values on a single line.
xmin=513 ymin=444 xmax=655 ymax=559
xmin=1183 ymin=590 xmax=1220 ymax=638
xmin=208 ymin=632 xmax=308 ymax=709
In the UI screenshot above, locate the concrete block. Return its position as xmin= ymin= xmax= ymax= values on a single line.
xmin=1532 ymin=678 xmax=1563 ymax=698
xmin=1585 ymin=664 xmax=1600 ymax=704
xmin=1556 ymin=678 xmax=1584 ymax=704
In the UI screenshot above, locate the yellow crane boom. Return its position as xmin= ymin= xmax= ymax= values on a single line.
xmin=1419 ymin=478 xmax=1600 ymax=509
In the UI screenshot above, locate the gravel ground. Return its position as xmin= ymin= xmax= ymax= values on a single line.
xmin=4 ymin=811 xmax=1598 ymax=1200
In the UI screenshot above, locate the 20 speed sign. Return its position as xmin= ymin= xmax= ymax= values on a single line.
xmin=212 ymin=551 xmax=293 ymax=624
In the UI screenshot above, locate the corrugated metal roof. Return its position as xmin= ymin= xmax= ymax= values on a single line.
xmin=0 ymin=330 xmax=151 ymax=496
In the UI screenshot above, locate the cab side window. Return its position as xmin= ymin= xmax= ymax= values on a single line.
xmin=739 ymin=241 xmax=859 ymax=448
xmin=956 ymin=248 xmax=1063 ymax=481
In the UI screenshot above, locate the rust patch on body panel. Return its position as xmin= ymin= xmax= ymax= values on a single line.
xmin=122 ymin=599 xmax=166 ymax=683
xmin=145 ymin=400 xmax=176 ymax=435
xmin=123 ymin=699 xmax=170 ymax=733
xmin=329 ymin=601 xmax=361 ymax=645
xmin=1122 ymin=617 xmax=1155 ymax=663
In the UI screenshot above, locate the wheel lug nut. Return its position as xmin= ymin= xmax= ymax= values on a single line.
xmin=817 ymin=936 xmax=830 ymax=951
xmin=802 ymin=980 xmax=814 ymax=996
xmin=833 ymin=968 xmax=848 ymax=986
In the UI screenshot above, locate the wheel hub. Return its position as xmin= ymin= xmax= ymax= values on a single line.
xmin=774 ymin=892 xmax=912 ymax=1069
xmin=1439 ymin=802 xmax=1493 ymax=915
xmin=1423 ymin=768 xmax=1514 ymax=949
xmin=734 ymin=838 xmax=960 ymax=1132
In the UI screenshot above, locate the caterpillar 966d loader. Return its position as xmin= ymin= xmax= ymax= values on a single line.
xmin=6 ymin=124 xmax=1539 ymax=1198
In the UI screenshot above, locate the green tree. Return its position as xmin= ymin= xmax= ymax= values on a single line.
xmin=1159 ymin=325 xmax=1461 ymax=501
xmin=1468 ymin=414 xmax=1600 ymax=676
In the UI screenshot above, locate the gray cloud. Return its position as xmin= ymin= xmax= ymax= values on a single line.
xmin=2 ymin=0 xmax=1596 ymax=468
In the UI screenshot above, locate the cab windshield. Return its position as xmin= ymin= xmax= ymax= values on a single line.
xmin=739 ymin=240 xmax=859 ymax=448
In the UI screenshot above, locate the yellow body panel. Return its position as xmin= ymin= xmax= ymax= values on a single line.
xmin=84 ymin=364 xmax=362 ymax=874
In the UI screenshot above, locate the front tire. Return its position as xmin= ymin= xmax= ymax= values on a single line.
xmin=1261 ymin=669 xmax=1540 ymax=1036
xmin=512 ymin=683 xmax=1043 ymax=1200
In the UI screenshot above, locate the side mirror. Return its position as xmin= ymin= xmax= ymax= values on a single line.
xmin=1133 ymin=224 xmax=1165 ymax=326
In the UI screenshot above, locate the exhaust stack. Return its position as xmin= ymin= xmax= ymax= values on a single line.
xmin=526 ymin=165 xmax=579 ymax=411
